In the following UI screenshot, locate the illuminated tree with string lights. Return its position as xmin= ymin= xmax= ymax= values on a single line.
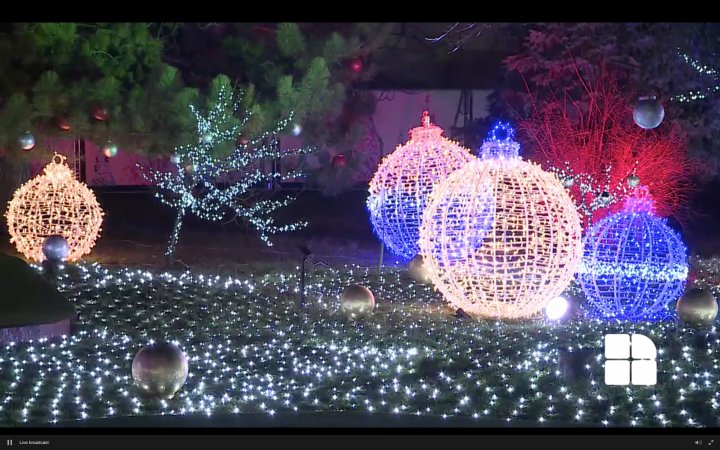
xmin=518 ymin=71 xmax=695 ymax=228
xmin=142 ymin=76 xmax=312 ymax=263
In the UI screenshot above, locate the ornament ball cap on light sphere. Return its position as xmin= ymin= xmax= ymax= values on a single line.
xmin=368 ymin=110 xmax=474 ymax=260
xmin=419 ymin=121 xmax=583 ymax=320
xmin=132 ymin=341 xmax=189 ymax=399
xmin=677 ymin=288 xmax=718 ymax=327
xmin=340 ymin=284 xmax=376 ymax=318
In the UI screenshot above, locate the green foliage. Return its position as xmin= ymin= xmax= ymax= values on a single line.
xmin=277 ymin=23 xmax=306 ymax=57
xmin=0 ymin=23 xmax=194 ymax=156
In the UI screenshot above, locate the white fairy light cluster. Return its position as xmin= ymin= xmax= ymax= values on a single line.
xmin=0 ymin=263 xmax=719 ymax=427
xmin=547 ymin=161 xmax=638 ymax=227
xmin=142 ymin=85 xmax=311 ymax=259
xmin=673 ymin=51 xmax=720 ymax=103
xmin=576 ymin=188 xmax=689 ymax=322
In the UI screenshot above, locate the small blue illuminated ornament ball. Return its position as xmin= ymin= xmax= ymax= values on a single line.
xmin=576 ymin=186 xmax=689 ymax=321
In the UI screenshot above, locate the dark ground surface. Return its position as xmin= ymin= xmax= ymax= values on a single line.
xmin=2 ymin=184 xmax=720 ymax=271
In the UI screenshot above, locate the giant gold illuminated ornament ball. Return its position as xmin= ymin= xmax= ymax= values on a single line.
xmin=576 ymin=186 xmax=688 ymax=321
xmin=419 ymin=122 xmax=583 ymax=320
xmin=367 ymin=111 xmax=474 ymax=259
xmin=5 ymin=154 xmax=104 ymax=262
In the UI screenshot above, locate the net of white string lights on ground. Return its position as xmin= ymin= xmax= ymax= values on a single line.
xmin=0 ymin=261 xmax=719 ymax=427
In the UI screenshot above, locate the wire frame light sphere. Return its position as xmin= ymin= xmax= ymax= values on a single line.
xmin=419 ymin=122 xmax=583 ymax=320
xmin=576 ymin=186 xmax=688 ymax=321
xmin=367 ymin=111 xmax=474 ymax=259
xmin=5 ymin=154 xmax=104 ymax=262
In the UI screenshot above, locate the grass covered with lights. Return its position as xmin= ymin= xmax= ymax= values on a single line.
xmin=1 ymin=262 xmax=719 ymax=427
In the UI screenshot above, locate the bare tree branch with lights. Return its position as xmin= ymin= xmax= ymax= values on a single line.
xmin=142 ymin=76 xmax=312 ymax=265
xmin=517 ymin=69 xmax=695 ymax=228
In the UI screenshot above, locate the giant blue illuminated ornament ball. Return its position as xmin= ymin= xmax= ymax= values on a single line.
xmin=367 ymin=111 xmax=474 ymax=259
xmin=576 ymin=186 xmax=689 ymax=321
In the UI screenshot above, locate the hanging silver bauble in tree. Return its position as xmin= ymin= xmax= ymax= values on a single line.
xmin=628 ymin=174 xmax=640 ymax=187
xmin=170 ymin=154 xmax=181 ymax=164
xmin=102 ymin=141 xmax=118 ymax=158
xmin=562 ymin=177 xmax=574 ymax=188
xmin=19 ymin=131 xmax=36 ymax=151
xmin=633 ymin=96 xmax=665 ymax=130
xmin=201 ymin=133 xmax=213 ymax=144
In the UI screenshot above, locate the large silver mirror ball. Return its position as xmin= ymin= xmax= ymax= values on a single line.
xmin=340 ymin=284 xmax=376 ymax=318
xmin=677 ymin=288 xmax=718 ymax=327
xmin=132 ymin=341 xmax=189 ymax=399
xmin=42 ymin=235 xmax=70 ymax=262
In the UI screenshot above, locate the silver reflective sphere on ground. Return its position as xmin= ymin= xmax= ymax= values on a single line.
xmin=340 ymin=285 xmax=376 ymax=318
xmin=132 ymin=342 xmax=189 ymax=399
xmin=677 ymin=288 xmax=718 ymax=327
xmin=42 ymin=235 xmax=70 ymax=262
xmin=408 ymin=254 xmax=433 ymax=284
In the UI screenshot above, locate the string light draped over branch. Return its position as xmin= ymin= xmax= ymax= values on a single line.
xmin=367 ymin=111 xmax=474 ymax=260
xmin=518 ymin=70 xmax=694 ymax=228
xmin=577 ymin=186 xmax=689 ymax=322
xmin=5 ymin=154 xmax=104 ymax=262
xmin=419 ymin=122 xmax=583 ymax=320
xmin=142 ymin=78 xmax=312 ymax=262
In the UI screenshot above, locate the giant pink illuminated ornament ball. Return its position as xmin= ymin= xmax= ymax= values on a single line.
xmin=419 ymin=122 xmax=583 ymax=320
xmin=367 ymin=111 xmax=475 ymax=259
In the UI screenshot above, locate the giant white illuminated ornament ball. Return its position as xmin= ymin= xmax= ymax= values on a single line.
xmin=419 ymin=122 xmax=583 ymax=320
xmin=576 ymin=186 xmax=688 ymax=321
xmin=367 ymin=111 xmax=474 ymax=259
xmin=5 ymin=154 xmax=104 ymax=262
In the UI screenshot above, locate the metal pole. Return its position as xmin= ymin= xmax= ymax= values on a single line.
xmin=377 ymin=241 xmax=384 ymax=271
xmin=300 ymin=255 xmax=307 ymax=308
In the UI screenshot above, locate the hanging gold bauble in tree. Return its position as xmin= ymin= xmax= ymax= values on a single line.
xmin=5 ymin=154 xmax=104 ymax=262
